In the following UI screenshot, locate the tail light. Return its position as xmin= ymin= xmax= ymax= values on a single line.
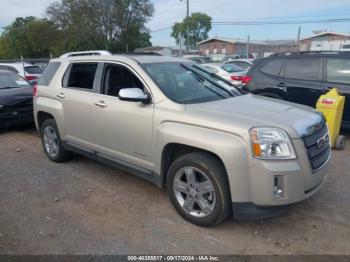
xmin=230 ymin=75 xmax=252 ymax=85
xmin=25 ymin=75 xmax=38 ymax=81
xmin=33 ymin=85 xmax=38 ymax=97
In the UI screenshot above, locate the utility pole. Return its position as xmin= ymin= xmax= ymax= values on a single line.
xmin=180 ymin=0 xmax=190 ymax=53
xmin=247 ymin=35 xmax=250 ymax=57
xmin=297 ymin=26 xmax=301 ymax=51
xmin=179 ymin=33 xmax=183 ymax=57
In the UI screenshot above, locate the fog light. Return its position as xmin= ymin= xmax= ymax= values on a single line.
xmin=274 ymin=176 xmax=284 ymax=197
xmin=274 ymin=186 xmax=283 ymax=196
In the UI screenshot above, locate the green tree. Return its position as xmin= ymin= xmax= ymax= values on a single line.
xmin=171 ymin=12 xmax=212 ymax=49
xmin=0 ymin=17 xmax=61 ymax=59
xmin=46 ymin=0 xmax=154 ymax=53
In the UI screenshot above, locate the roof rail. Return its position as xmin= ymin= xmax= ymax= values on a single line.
xmin=272 ymin=51 xmax=350 ymax=57
xmin=60 ymin=50 xmax=112 ymax=58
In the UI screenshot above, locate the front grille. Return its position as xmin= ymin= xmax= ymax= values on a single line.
xmin=302 ymin=124 xmax=331 ymax=172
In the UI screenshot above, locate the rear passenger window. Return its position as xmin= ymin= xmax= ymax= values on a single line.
xmin=284 ymin=58 xmax=321 ymax=81
xmin=327 ymin=58 xmax=350 ymax=84
xmin=38 ymin=62 xmax=61 ymax=86
xmin=67 ymin=63 xmax=97 ymax=89
xmin=259 ymin=59 xmax=284 ymax=76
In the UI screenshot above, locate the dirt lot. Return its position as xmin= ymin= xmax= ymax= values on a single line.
xmin=0 ymin=125 xmax=349 ymax=255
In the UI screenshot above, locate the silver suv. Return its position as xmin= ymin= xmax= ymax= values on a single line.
xmin=34 ymin=51 xmax=331 ymax=226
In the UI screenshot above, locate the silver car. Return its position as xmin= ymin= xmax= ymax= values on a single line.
xmin=34 ymin=52 xmax=330 ymax=226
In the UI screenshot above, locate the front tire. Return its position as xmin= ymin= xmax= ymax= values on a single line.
xmin=166 ymin=152 xmax=231 ymax=227
xmin=40 ymin=119 xmax=71 ymax=162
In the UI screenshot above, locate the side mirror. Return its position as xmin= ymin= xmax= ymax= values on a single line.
xmin=118 ymin=88 xmax=151 ymax=104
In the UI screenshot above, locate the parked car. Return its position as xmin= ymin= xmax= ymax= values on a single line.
xmin=223 ymin=53 xmax=255 ymax=62
xmin=185 ymin=56 xmax=212 ymax=64
xmin=0 ymin=63 xmax=43 ymax=86
xmin=225 ymin=59 xmax=253 ymax=70
xmin=202 ymin=63 xmax=250 ymax=87
xmin=244 ymin=51 xmax=350 ymax=128
xmin=0 ymin=70 xmax=34 ymax=128
xmin=34 ymin=51 xmax=330 ymax=226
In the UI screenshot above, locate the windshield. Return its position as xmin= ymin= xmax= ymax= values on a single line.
xmin=142 ymin=62 xmax=244 ymax=104
xmin=221 ymin=63 xmax=245 ymax=73
xmin=0 ymin=71 xmax=31 ymax=89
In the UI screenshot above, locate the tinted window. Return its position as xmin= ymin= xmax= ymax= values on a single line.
xmin=38 ymin=62 xmax=61 ymax=86
xmin=0 ymin=65 xmax=19 ymax=73
xmin=284 ymin=58 xmax=321 ymax=81
xmin=25 ymin=66 xmax=43 ymax=74
xmin=222 ymin=64 xmax=244 ymax=73
xmin=142 ymin=63 xmax=242 ymax=104
xmin=327 ymin=58 xmax=350 ymax=84
xmin=67 ymin=63 xmax=97 ymax=89
xmin=0 ymin=71 xmax=31 ymax=89
xmin=259 ymin=59 xmax=284 ymax=76
xmin=103 ymin=64 xmax=143 ymax=97
xmin=342 ymin=44 xmax=350 ymax=49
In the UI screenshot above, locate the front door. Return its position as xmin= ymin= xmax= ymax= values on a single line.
xmin=93 ymin=63 xmax=154 ymax=170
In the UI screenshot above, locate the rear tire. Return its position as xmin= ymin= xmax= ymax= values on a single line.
xmin=40 ymin=119 xmax=71 ymax=162
xmin=166 ymin=152 xmax=231 ymax=227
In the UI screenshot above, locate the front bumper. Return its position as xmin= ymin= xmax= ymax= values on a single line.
xmin=227 ymin=137 xmax=330 ymax=220
xmin=0 ymin=110 xmax=34 ymax=128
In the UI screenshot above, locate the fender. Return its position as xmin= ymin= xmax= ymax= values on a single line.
xmin=34 ymin=96 xmax=64 ymax=134
xmin=153 ymin=121 xmax=253 ymax=202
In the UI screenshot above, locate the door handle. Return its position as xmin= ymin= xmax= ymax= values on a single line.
xmin=94 ymin=101 xmax=107 ymax=108
xmin=275 ymin=82 xmax=288 ymax=88
xmin=56 ymin=93 xmax=65 ymax=99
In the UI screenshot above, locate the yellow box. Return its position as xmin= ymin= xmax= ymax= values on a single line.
xmin=316 ymin=88 xmax=345 ymax=148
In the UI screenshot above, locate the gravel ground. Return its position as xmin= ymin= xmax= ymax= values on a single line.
xmin=0 ymin=125 xmax=349 ymax=255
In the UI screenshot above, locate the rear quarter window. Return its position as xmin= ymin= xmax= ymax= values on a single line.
xmin=259 ymin=59 xmax=284 ymax=76
xmin=38 ymin=62 xmax=61 ymax=86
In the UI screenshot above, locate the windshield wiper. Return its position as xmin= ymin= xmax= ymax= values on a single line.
xmin=192 ymin=64 xmax=242 ymax=96
xmin=180 ymin=63 xmax=227 ymax=99
xmin=180 ymin=63 xmax=234 ymax=98
xmin=0 ymin=86 xmax=18 ymax=90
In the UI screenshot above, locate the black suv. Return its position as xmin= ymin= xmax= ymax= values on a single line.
xmin=244 ymin=51 xmax=350 ymax=128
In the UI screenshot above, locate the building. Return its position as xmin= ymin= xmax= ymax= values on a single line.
xmin=300 ymin=31 xmax=350 ymax=51
xmin=196 ymin=37 xmax=298 ymax=59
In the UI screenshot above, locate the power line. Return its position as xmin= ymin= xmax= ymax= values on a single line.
xmin=150 ymin=17 xmax=350 ymax=33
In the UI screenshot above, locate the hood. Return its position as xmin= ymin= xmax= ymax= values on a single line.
xmin=0 ymin=87 xmax=33 ymax=106
xmin=186 ymin=94 xmax=323 ymax=139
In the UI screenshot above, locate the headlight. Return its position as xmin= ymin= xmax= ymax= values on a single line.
xmin=250 ymin=127 xmax=296 ymax=159
xmin=0 ymin=105 xmax=4 ymax=110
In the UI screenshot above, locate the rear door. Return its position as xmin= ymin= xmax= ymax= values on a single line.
xmin=59 ymin=62 xmax=101 ymax=149
xmin=322 ymin=57 xmax=350 ymax=125
xmin=280 ymin=57 xmax=323 ymax=107
xmin=247 ymin=58 xmax=285 ymax=94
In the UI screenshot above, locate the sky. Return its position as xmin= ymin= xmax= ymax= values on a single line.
xmin=1 ymin=0 xmax=350 ymax=47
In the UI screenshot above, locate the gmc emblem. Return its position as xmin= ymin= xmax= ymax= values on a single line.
xmin=317 ymin=134 xmax=330 ymax=149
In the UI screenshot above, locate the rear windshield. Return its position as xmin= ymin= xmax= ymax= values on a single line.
xmin=38 ymin=62 xmax=61 ymax=86
xmin=0 ymin=71 xmax=31 ymax=89
xmin=25 ymin=66 xmax=43 ymax=74
xmin=221 ymin=63 xmax=244 ymax=73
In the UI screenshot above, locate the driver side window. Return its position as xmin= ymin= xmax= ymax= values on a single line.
xmin=103 ymin=64 xmax=144 ymax=97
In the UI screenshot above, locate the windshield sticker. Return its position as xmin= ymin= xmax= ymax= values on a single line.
xmin=15 ymin=80 xmax=29 ymax=85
